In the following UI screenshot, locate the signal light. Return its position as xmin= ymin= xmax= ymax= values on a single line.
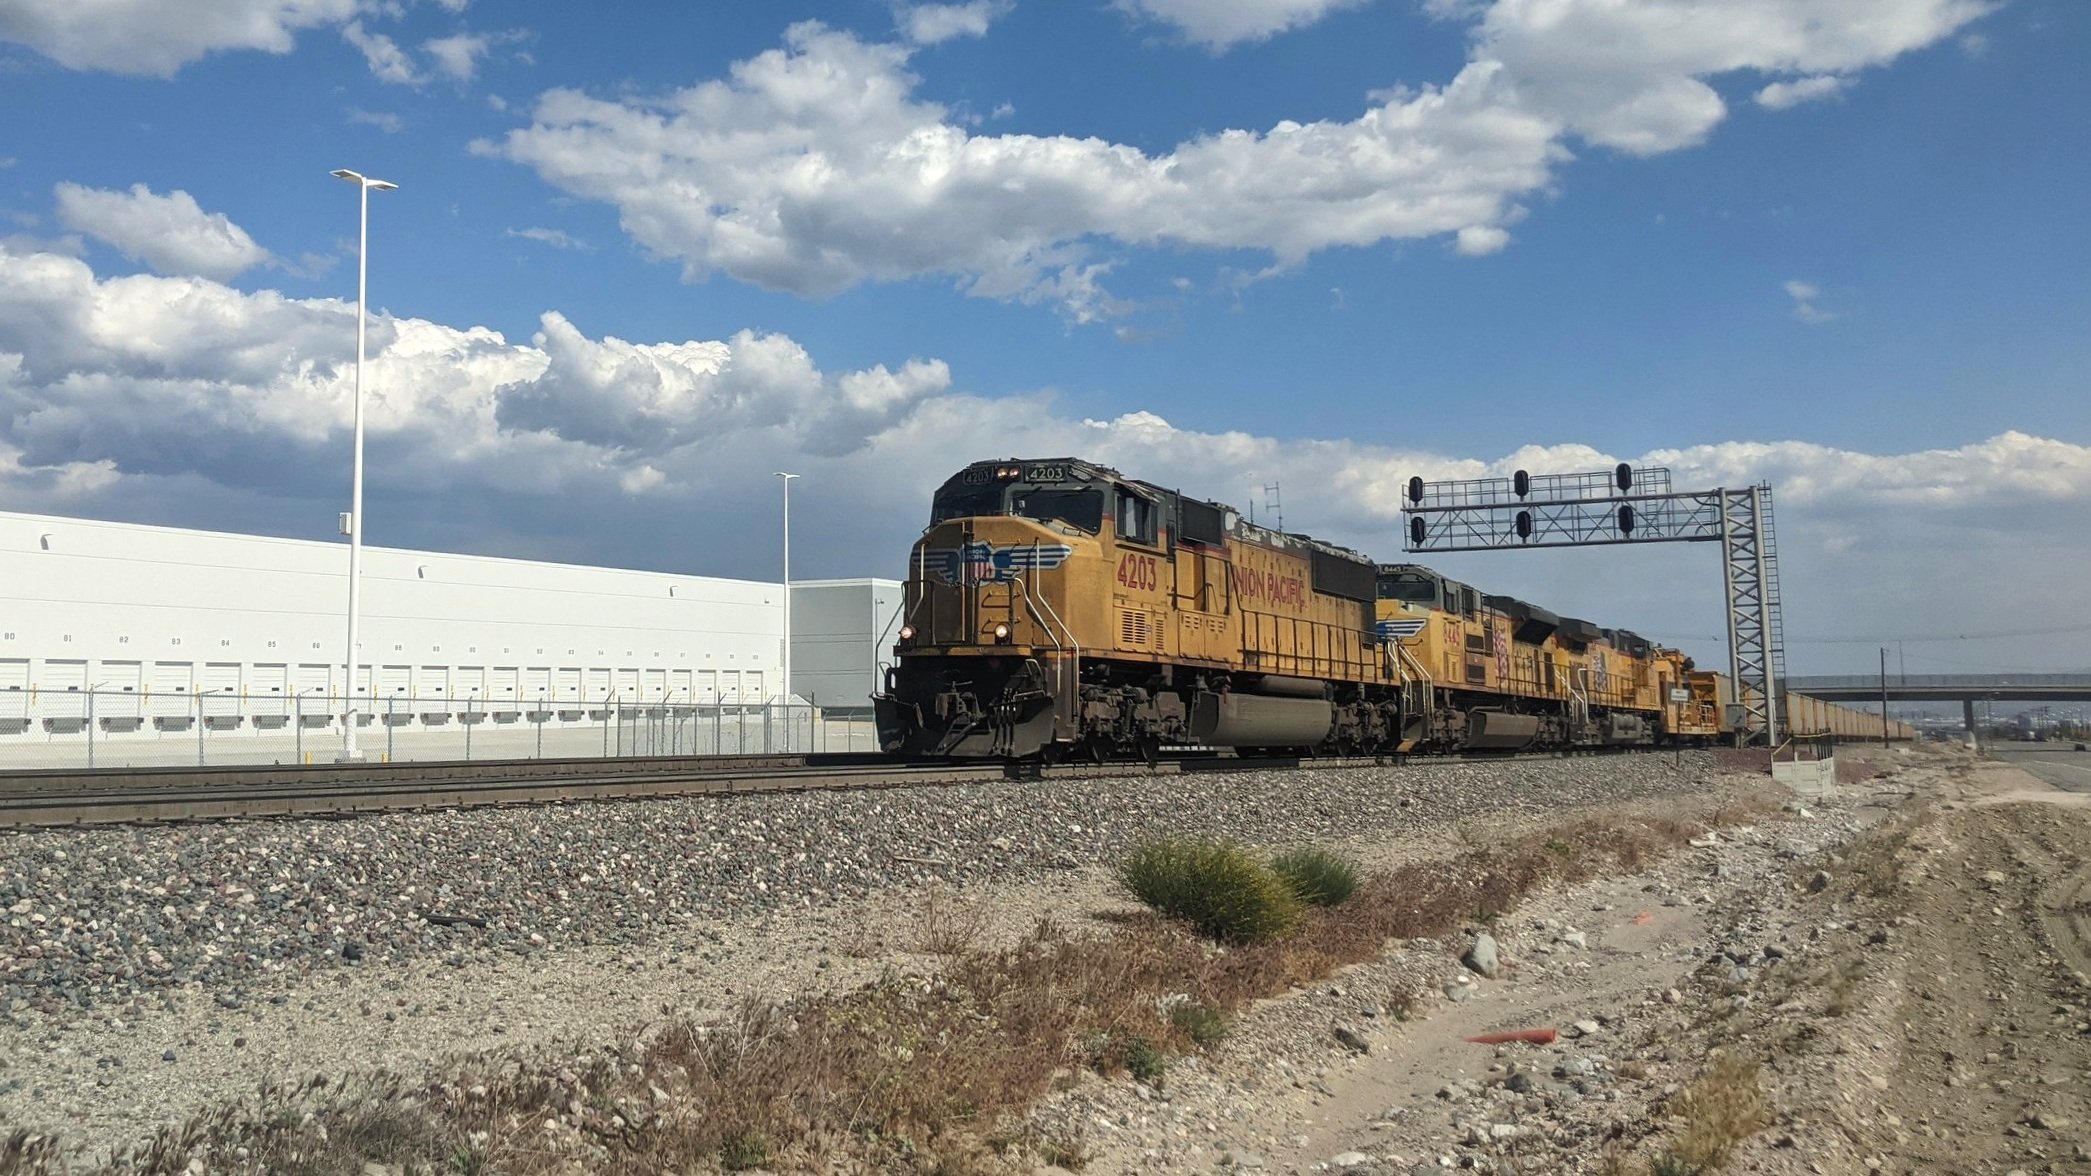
xmin=992 ymin=622 xmax=1012 ymax=643
xmin=1615 ymin=463 xmax=1633 ymax=492
xmin=1513 ymin=470 xmax=1530 ymax=498
xmin=1406 ymin=476 xmax=1424 ymax=504
xmin=995 ymin=465 xmax=1023 ymax=481
xmin=1409 ymin=516 xmax=1426 ymax=546
xmin=1618 ymin=505 xmax=1636 ymax=535
xmin=1516 ymin=510 xmax=1533 ymax=540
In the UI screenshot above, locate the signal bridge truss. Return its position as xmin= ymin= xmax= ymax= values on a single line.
xmin=1401 ymin=465 xmax=1786 ymax=745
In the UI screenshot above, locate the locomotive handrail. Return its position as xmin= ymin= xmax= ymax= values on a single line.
xmin=1010 ymin=573 xmax=1079 ymax=740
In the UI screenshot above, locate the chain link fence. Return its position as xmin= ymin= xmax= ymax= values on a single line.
xmin=0 ymin=690 xmax=882 ymax=772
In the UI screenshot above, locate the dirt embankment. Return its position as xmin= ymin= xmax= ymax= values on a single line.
xmin=1048 ymin=746 xmax=2091 ymax=1176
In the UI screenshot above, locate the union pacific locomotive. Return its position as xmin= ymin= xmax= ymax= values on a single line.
xmin=873 ymin=458 xmax=1724 ymax=760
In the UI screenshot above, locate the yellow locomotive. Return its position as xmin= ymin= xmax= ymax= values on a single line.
xmin=873 ymin=458 xmax=1722 ymax=760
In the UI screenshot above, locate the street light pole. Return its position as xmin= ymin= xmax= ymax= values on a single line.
xmin=775 ymin=472 xmax=800 ymax=712
xmin=330 ymin=168 xmax=398 ymax=762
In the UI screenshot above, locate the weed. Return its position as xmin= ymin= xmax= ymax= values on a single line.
xmin=1272 ymin=847 xmax=1361 ymax=907
xmin=1125 ymin=1037 xmax=1167 ymax=1087
xmin=1544 ymin=838 xmax=1575 ymax=858
xmin=1035 ymin=1130 xmax=1092 ymax=1171
xmin=1117 ymin=838 xmax=1301 ymax=944
xmin=1823 ymin=960 xmax=1867 ymax=1016
xmin=720 ymin=1129 xmax=772 ymax=1171
xmin=1662 ymin=1054 xmax=1769 ymax=1172
xmin=917 ymin=886 xmax=989 ymax=957
xmin=1170 ymin=1002 xmax=1228 ymax=1047
xmin=1649 ymin=1151 xmax=1698 ymax=1176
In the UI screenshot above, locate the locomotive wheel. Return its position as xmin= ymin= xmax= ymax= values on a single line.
xmin=1139 ymin=735 xmax=1161 ymax=767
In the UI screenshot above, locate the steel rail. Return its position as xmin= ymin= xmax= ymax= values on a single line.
xmin=0 ymin=748 xmax=1657 ymax=829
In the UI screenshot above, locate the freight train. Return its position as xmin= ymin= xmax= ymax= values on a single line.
xmin=873 ymin=458 xmax=1732 ymax=761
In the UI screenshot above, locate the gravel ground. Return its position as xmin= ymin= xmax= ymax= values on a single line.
xmin=0 ymin=753 xmax=1731 ymax=1158
xmin=0 ymin=755 xmax=1726 ymax=1023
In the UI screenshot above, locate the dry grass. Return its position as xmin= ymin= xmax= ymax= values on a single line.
xmin=5 ymin=795 xmax=1777 ymax=1176
xmin=1649 ymin=1054 xmax=1771 ymax=1174
xmin=916 ymin=885 xmax=991 ymax=958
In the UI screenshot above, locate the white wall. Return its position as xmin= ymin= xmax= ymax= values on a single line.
xmin=0 ymin=511 xmax=788 ymax=750
xmin=789 ymin=579 xmax=903 ymax=711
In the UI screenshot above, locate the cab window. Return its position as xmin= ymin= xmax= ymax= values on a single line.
xmin=930 ymin=484 xmax=1005 ymax=523
xmin=1114 ymin=489 xmax=1158 ymax=546
xmin=1011 ymin=488 xmax=1103 ymax=534
xmin=1375 ymin=572 xmax=1439 ymax=606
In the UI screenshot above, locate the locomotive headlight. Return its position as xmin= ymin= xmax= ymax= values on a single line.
xmin=898 ymin=624 xmax=916 ymax=642
xmin=993 ymin=622 xmax=1012 ymax=643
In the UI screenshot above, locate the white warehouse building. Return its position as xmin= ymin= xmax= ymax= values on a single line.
xmin=0 ymin=510 xmax=899 ymax=768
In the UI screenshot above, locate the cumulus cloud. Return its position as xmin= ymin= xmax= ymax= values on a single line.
xmin=1 ymin=238 xmax=2085 ymax=672
xmin=897 ymin=1 xmax=1010 ymax=44
xmin=0 ymin=0 xmax=356 ymax=76
xmin=484 ymin=2 xmax=1993 ymax=318
xmin=1755 ymin=74 xmax=1847 ymax=109
xmin=54 ymin=183 xmax=273 ymax=281
xmin=1115 ymin=0 xmax=1370 ymax=49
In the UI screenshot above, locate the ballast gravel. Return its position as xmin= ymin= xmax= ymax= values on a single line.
xmin=1 ymin=755 xmax=1725 ymax=1021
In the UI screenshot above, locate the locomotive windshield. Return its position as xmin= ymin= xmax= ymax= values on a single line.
xmin=1376 ymin=571 xmax=1439 ymax=606
xmin=1010 ymin=488 xmax=1103 ymax=534
xmin=930 ymin=484 xmax=1007 ymax=523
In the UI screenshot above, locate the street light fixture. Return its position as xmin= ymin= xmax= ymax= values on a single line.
xmin=775 ymin=472 xmax=800 ymax=712
xmin=330 ymin=168 xmax=397 ymax=761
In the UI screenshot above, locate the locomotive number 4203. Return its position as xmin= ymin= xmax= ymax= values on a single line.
xmin=1116 ymin=552 xmax=1159 ymax=591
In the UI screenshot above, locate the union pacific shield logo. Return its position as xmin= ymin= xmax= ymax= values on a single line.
xmin=1375 ymin=618 xmax=1428 ymax=641
xmin=925 ymin=541 xmax=1075 ymax=585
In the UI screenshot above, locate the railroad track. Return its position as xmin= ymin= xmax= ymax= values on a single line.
xmin=0 ymin=747 xmax=1649 ymax=828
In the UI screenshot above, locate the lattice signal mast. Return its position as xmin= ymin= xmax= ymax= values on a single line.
xmin=1400 ymin=465 xmax=1786 ymax=745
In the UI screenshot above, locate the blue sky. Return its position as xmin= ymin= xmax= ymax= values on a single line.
xmin=0 ymin=0 xmax=2086 ymax=675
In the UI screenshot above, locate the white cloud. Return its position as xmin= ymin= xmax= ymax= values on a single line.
xmin=1114 ymin=0 xmax=1370 ymax=49
xmin=53 ymin=183 xmax=273 ymax=281
xmin=1784 ymin=278 xmax=1836 ymax=323
xmin=1755 ymin=74 xmax=1847 ymax=110
xmin=0 ymin=0 xmax=356 ymax=76
xmin=1454 ymin=224 xmax=1510 ymax=256
xmin=342 ymin=19 xmax=421 ymax=84
xmin=423 ymin=31 xmax=488 ymax=80
xmin=347 ymin=107 xmax=406 ymax=133
xmin=0 ymin=238 xmax=2084 ymax=671
xmin=505 ymin=226 xmax=590 ymax=251
xmin=485 ymin=2 xmax=1993 ymax=318
xmin=897 ymin=1 xmax=1010 ymax=45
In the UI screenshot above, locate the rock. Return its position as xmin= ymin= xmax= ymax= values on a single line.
xmin=1557 ymin=929 xmax=1587 ymax=949
xmin=1807 ymin=870 xmax=1833 ymax=894
xmin=1330 ymin=1152 xmax=1371 ymax=1169
xmin=1334 ymin=1024 xmax=1372 ymax=1054
xmin=161 ymin=1049 xmax=176 ymax=1063
xmin=1226 ymin=1150 xmax=1267 ymax=1169
xmin=1569 ymin=1019 xmax=1601 ymax=1038
xmin=1463 ymin=933 xmax=1501 ymax=978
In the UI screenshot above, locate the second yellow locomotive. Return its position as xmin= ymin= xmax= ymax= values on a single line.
xmin=874 ymin=458 xmax=1718 ymax=760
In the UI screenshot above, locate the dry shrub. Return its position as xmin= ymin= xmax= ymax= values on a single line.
xmin=1654 ymin=1054 xmax=1770 ymax=1173
xmin=917 ymin=885 xmax=990 ymax=957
